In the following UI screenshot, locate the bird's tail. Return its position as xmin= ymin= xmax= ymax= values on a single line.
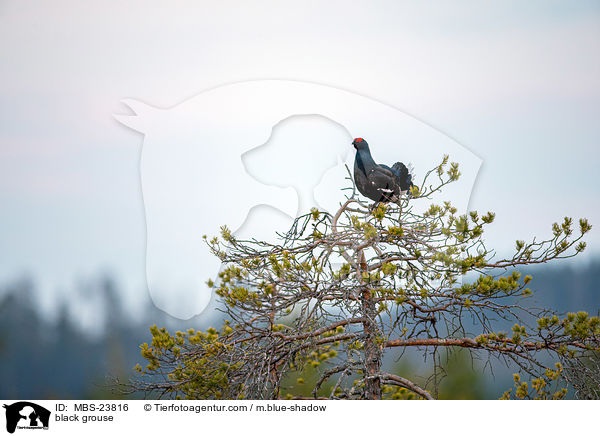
xmin=391 ymin=162 xmax=414 ymax=192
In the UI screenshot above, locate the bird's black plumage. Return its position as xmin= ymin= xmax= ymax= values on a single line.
xmin=352 ymin=138 xmax=413 ymax=203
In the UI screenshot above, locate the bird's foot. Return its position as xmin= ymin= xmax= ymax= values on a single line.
xmin=369 ymin=202 xmax=380 ymax=212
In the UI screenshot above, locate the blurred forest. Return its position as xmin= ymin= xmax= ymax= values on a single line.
xmin=1 ymin=260 xmax=599 ymax=400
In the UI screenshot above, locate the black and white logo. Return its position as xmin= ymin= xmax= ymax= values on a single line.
xmin=3 ymin=402 xmax=50 ymax=434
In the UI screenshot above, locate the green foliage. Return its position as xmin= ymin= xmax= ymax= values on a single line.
xmin=132 ymin=155 xmax=595 ymax=400
xmin=136 ymin=323 xmax=243 ymax=399
xmin=500 ymin=364 xmax=567 ymax=400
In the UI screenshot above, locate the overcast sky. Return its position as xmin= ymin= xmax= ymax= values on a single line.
xmin=1 ymin=1 xmax=599 ymax=320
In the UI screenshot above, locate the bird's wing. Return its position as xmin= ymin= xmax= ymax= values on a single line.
xmin=368 ymin=166 xmax=397 ymax=193
xmin=370 ymin=165 xmax=394 ymax=179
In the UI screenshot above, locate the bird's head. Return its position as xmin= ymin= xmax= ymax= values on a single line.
xmin=352 ymin=137 xmax=369 ymax=150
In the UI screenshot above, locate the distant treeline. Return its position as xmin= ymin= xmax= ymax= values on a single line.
xmin=0 ymin=260 xmax=598 ymax=399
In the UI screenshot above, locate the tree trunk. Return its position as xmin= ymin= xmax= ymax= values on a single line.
xmin=358 ymin=249 xmax=382 ymax=399
xmin=362 ymin=289 xmax=382 ymax=399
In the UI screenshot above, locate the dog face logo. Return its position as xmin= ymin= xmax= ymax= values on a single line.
xmin=3 ymin=402 xmax=50 ymax=434
xmin=114 ymin=80 xmax=481 ymax=319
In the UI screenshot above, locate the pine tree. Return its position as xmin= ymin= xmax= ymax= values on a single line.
xmin=129 ymin=156 xmax=598 ymax=399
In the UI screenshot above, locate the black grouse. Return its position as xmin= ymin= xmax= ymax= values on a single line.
xmin=353 ymin=137 xmax=414 ymax=203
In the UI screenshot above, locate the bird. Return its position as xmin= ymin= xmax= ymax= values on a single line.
xmin=352 ymin=137 xmax=414 ymax=204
